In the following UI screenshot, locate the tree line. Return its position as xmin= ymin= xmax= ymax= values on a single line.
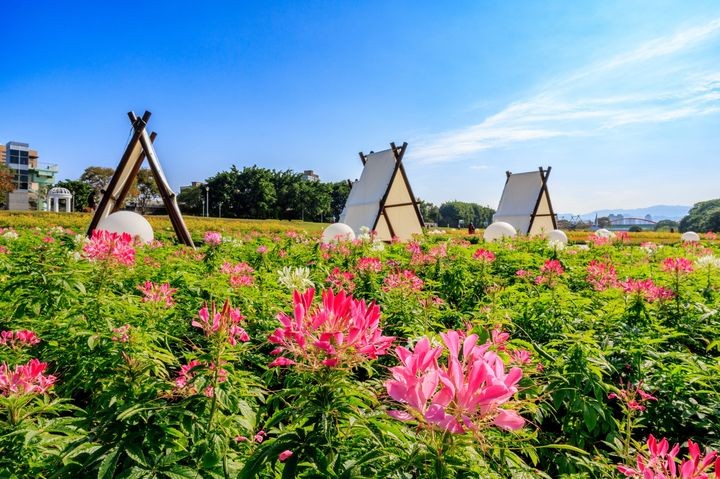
xmin=40 ymin=164 xmax=720 ymax=232
xmin=50 ymin=165 xmax=498 ymax=227
xmin=176 ymin=165 xmax=350 ymax=222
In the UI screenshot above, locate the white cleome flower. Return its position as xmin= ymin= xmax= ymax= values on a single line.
xmin=277 ymin=266 xmax=314 ymax=292
xmin=2 ymin=231 xmax=19 ymax=240
xmin=696 ymin=255 xmax=720 ymax=269
xmin=370 ymin=239 xmax=385 ymax=251
xmin=357 ymin=226 xmax=372 ymax=242
xmin=548 ymin=239 xmax=566 ymax=251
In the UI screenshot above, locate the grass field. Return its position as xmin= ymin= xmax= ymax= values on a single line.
xmin=0 ymin=211 xmax=694 ymax=245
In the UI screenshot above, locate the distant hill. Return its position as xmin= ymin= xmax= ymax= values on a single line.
xmin=558 ymin=205 xmax=691 ymax=222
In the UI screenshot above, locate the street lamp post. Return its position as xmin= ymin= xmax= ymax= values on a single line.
xmin=205 ymin=186 xmax=209 ymax=217
xmin=218 ymin=201 xmax=223 ymax=218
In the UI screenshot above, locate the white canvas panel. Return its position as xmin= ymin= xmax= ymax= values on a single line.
xmin=495 ymin=172 xmax=543 ymax=216
xmin=340 ymin=202 xmax=378 ymax=234
xmin=529 ymin=216 xmax=555 ymax=236
xmin=528 ymin=193 xmax=554 ymax=236
xmin=375 ymin=214 xmax=392 ymax=241
xmin=341 ymin=149 xmax=396 ymax=234
xmin=384 ymin=171 xmax=412 ymax=206
xmin=385 ymin=206 xmax=423 ymax=241
xmin=493 ymin=214 xmax=531 ymax=235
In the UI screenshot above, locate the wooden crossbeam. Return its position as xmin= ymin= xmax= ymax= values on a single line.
xmin=87 ymin=111 xmax=195 ymax=248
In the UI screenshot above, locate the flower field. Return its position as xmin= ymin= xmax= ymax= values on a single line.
xmin=1 ymin=214 xmax=720 ymax=478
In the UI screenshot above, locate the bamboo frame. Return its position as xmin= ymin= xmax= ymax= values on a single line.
xmin=362 ymin=141 xmax=425 ymax=239
xmin=499 ymin=166 xmax=556 ymax=234
xmin=87 ymin=111 xmax=195 ymax=247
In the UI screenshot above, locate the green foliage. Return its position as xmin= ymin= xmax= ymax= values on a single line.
xmin=183 ymin=165 xmax=349 ymax=221
xmin=680 ymin=198 xmax=720 ymax=232
xmin=53 ymin=179 xmax=94 ymax=212
xmin=438 ymin=201 xmax=494 ymax=228
xmin=1 ymin=221 xmax=720 ymax=478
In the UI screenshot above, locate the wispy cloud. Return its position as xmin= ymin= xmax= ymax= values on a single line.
xmin=413 ymin=18 xmax=720 ymax=164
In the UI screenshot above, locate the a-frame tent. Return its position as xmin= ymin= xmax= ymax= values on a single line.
xmin=340 ymin=142 xmax=424 ymax=242
xmin=87 ymin=111 xmax=195 ymax=247
xmin=493 ymin=166 xmax=557 ymax=236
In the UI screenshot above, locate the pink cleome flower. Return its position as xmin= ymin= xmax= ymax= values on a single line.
xmin=661 ymin=257 xmax=694 ymax=275
xmin=608 ymin=382 xmax=657 ymax=412
xmin=175 ymin=359 xmax=202 ymax=389
xmin=619 ymin=278 xmax=675 ymax=303
xmin=204 ymin=231 xmax=222 ymax=246
xmin=192 ymin=300 xmax=250 ymax=346
xmin=357 ymin=257 xmax=383 ymax=273
xmin=0 ymin=358 xmax=56 ymax=396
xmin=220 ymin=261 xmax=255 ymax=288
xmin=618 ymin=435 xmax=719 ymax=479
xmin=268 ymin=288 xmax=394 ymax=370
xmin=385 ymin=330 xmax=525 ymax=434
xmin=326 ymin=267 xmax=356 ymax=292
xmin=383 ymin=270 xmax=424 ymax=292
xmin=473 ymin=248 xmax=496 ymax=263
xmin=587 ymin=234 xmax=611 ymax=246
xmin=510 ymin=349 xmax=532 ymax=365
xmin=112 ymin=324 xmax=131 ymax=343
xmin=0 ymin=330 xmax=41 ymax=348
xmin=535 ymin=259 xmax=565 ymax=286
xmin=586 ymin=260 xmax=618 ymax=291
xmin=137 ymin=281 xmax=177 ymax=306
xmin=83 ymin=230 xmax=135 ymax=266
xmin=278 ymin=450 xmax=294 ymax=462
xmin=541 ymin=259 xmax=564 ymax=276
xmin=516 ymin=269 xmax=530 ymax=278
xmin=174 ymin=360 xmax=228 ymax=395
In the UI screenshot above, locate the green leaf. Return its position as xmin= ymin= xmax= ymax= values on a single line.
xmin=97 ymin=446 xmax=120 ymax=479
xmin=583 ymin=403 xmax=597 ymax=432
xmin=163 ymin=466 xmax=198 ymax=479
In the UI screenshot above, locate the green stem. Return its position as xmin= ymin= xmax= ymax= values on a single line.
xmin=206 ymin=341 xmax=224 ymax=432
xmin=623 ymin=410 xmax=633 ymax=461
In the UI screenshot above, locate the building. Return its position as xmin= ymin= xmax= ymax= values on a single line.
xmin=0 ymin=142 xmax=59 ymax=210
xmin=302 ymin=170 xmax=320 ymax=182
xmin=178 ymin=181 xmax=204 ymax=194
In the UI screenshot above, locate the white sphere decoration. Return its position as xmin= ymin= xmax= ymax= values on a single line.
xmin=681 ymin=231 xmax=700 ymax=243
xmin=595 ymin=228 xmax=615 ymax=238
xmin=483 ymin=221 xmax=517 ymax=242
xmin=547 ymin=229 xmax=568 ymax=245
xmin=321 ymin=223 xmax=355 ymax=244
xmin=96 ymin=211 xmax=154 ymax=243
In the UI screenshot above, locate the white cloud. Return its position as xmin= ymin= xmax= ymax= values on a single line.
xmin=413 ymin=18 xmax=720 ymax=164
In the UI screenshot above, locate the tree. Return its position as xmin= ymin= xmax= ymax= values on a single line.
xmin=177 ymin=185 xmax=204 ymax=216
xmin=329 ymin=181 xmax=351 ymax=222
xmin=679 ymin=199 xmax=720 ymax=232
xmin=438 ymin=201 xmax=495 ymax=228
xmin=54 ymin=180 xmax=94 ymax=212
xmin=439 ymin=201 xmax=475 ymax=228
xmin=79 ymin=166 xmax=114 ymax=194
xmin=418 ymin=200 xmax=440 ymax=226
xmin=654 ymin=219 xmax=678 ymax=232
xmin=134 ymin=168 xmax=159 ymax=215
xmin=470 ymin=203 xmax=494 ymax=227
xmin=0 ymin=163 xmax=14 ymax=208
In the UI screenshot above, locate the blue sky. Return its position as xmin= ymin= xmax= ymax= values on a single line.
xmin=1 ymin=1 xmax=719 ymax=214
